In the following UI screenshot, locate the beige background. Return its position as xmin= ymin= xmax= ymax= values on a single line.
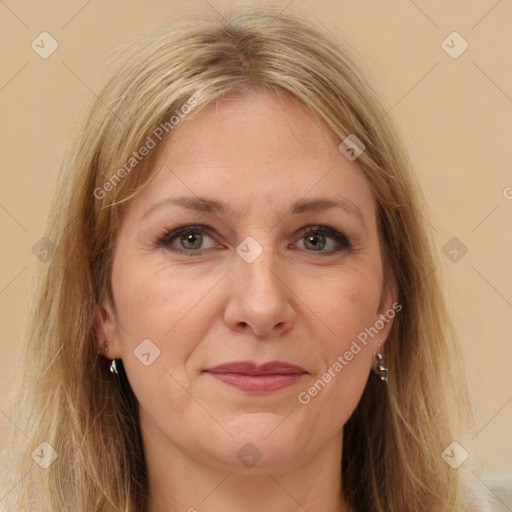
xmin=1 ymin=0 xmax=511 ymax=505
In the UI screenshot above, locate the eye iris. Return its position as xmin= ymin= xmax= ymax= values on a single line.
xmin=180 ymin=233 xmax=202 ymax=250
xmin=305 ymin=233 xmax=326 ymax=250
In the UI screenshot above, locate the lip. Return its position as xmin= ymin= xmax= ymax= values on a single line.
xmin=204 ymin=361 xmax=308 ymax=393
xmin=205 ymin=360 xmax=307 ymax=375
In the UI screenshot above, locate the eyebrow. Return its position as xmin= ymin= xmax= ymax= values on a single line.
xmin=142 ymin=195 xmax=366 ymax=226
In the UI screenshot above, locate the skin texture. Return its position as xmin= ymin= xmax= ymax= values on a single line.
xmin=96 ymin=92 xmax=396 ymax=512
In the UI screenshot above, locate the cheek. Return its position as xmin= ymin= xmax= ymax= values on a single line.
xmin=300 ymin=268 xmax=381 ymax=397
xmin=113 ymin=259 xmax=205 ymax=335
xmin=110 ymin=265 xmax=214 ymax=422
xmin=306 ymin=266 xmax=382 ymax=342
xmin=297 ymin=281 xmax=377 ymax=430
xmin=111 ymin=259 xmax=222 ymax=379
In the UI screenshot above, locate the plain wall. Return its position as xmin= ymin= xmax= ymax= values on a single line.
xmin=1 ymin=0 xmax=510 ymax=502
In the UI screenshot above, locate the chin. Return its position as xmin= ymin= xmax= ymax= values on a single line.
xmin=199 ymin=416 xmax=310 ymax=472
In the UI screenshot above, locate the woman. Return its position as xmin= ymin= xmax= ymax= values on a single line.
xmin=2 ymin=5 xmax=486 ymax=511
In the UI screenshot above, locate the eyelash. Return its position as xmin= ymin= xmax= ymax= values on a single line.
xmin=154 ymin=224 xmax=351 ymax=256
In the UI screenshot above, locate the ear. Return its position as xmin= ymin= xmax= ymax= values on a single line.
xmin=95 ymin=298 xmax=122 ymax=359
xmin=374 ymin=275 xmax=400 ymax=355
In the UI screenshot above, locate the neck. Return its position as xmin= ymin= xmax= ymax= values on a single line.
xmin=143 ymin=427 xmax=351 ymax=512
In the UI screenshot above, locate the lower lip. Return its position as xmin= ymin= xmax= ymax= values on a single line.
xmin=206 ymin=372 xmax=306 ymax=392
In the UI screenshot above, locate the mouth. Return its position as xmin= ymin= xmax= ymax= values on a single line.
xmin=204 ymin=360 xmax=308 ymax=393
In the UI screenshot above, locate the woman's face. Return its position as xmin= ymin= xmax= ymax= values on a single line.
xmin=97 ymin=92 xmax=396 ymax=473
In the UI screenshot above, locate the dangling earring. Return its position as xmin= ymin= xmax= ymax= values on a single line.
xmin=104 ymin=340 xmax=118 ymax=375
xmin=110 ymin=359 xmax=118 ymax=375
xmin=373 ymin=338 xmax=388 ymax=382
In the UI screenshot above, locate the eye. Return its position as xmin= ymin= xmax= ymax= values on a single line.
xmin=154 ymin=224 xmax=351 ymax=257
xmin=294 ymin=225 xmax=351 ymax=255
xmin=155 ymin=225 xmax=219 ymax=254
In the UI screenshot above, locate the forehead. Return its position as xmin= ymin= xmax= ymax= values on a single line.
xmin=124 ymin=92 xmax=376 ymax=222
xmin=164 ymin=92 xmax=342 ymax=173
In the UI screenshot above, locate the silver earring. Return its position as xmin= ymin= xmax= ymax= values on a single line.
xmin=374 ymin=338 xmax=388 ymax=382
xmin=104 ymin=340 xmax=118 ymax=375
xmin=110 ymin=359 xmax=118 ymax=374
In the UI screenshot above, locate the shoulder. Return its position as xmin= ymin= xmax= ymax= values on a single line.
xmin=461 ymin=476 xmax=494 ymax=512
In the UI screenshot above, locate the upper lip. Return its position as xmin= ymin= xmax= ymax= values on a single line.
xmin=205 ymin=360 xmax=307 ymax=375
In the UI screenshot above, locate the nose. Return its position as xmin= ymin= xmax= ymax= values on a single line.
xmin=223 ymin=250 xmax=296 ymax=337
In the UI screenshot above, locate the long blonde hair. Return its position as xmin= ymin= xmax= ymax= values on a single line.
xmin=3 ymin=5 xmax=476 ymax=511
